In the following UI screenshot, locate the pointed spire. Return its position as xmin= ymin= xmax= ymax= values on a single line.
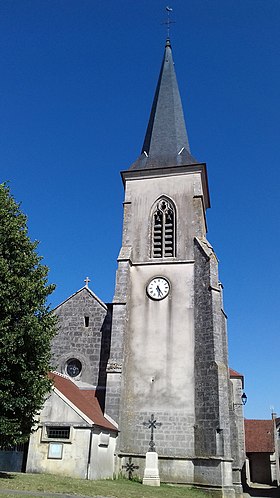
xmin=130 ymin=39 xmax=197 ymax=170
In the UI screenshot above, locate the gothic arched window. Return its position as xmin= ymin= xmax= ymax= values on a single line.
xmin=152 ymin=198 xmax=175 ymax=258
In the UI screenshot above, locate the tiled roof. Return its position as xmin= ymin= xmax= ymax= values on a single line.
xmin=245 ymin=419 xmax=275 ymax=453
xmin=229 ymin=368 xmax=244 ymax=378
xmin=48 ymin=372 xmax=117 ymax=432
xmin=80 ymin=389 xmax=98 ymax=404
xmin=229 ymin=368 xmax=244 ymax=388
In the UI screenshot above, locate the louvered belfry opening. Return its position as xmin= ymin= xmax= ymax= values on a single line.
xmin=152 ymin=198 xmax=175 ymax=258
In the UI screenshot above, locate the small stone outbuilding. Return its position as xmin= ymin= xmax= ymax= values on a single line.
xmin=26 ymin=372 xmax=118 ymax=480
xmin=245 ymin=418 xmax=279 ymax=486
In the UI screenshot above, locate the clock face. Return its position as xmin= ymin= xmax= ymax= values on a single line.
xmin=147 ymin=277 xmax=170 ymax=300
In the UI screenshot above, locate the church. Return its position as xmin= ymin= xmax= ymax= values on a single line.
xmin=26 ymin=38 xmax=246 ymax=497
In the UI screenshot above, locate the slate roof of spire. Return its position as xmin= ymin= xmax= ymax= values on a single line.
xmin=129 ymin=39 xmax=198 ymax=170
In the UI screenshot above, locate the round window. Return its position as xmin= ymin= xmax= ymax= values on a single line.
xmin=66 ymin=358 xmax=82 ymax=378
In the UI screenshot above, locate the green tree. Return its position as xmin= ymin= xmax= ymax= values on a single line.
xmin=0 ymin=183 xmax=56 ymax=447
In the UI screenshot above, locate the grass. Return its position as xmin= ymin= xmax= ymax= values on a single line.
xmin=0 ymin=472 xmax=214 ymax=498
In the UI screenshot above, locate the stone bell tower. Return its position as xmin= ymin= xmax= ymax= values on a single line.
xmin=105 ymin=39 xmax=236 ymax=497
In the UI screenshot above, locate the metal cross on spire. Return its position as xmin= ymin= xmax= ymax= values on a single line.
xmin=162 ymin=6 xmax=176 ymax=39
xmin=84 ymin=276 xmax=90 ymax=288
xmin=143 ymin=414 xmax=162 ymax=452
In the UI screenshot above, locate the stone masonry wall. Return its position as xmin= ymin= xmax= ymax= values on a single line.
xmin=105 ymin=303 xmax=126 ymax=422
xmin=209 ymin=253 xmax=232 ymax=459
xmin=119 ymin=409 xmax=195 ymax=457
xmin=52 ymin=288 xmax=109 ymax=388
xmin=105 ymin=253 xmax=131 ymax=422
xmin=194 ymin=239 xmax=219 ymax=456
xmin=230 ymin=377 xmax=246 ymax=492
xmin=194 ymin=238 xmax=233 ymax=463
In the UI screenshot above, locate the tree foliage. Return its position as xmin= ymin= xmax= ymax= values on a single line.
xmin=0 ymin=183 xmax=57 ymax=447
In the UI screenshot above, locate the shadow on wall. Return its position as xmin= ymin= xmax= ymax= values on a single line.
xmin=243 ymin=484 xmax=280 ymax=497
xmin=0 ymin=472 xmax=15 ymax=479
xmin=96 ymin=304 xmax=113 ymax=412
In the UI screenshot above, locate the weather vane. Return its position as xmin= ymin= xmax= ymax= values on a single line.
xmin=162 ymin=6 xmax=176 ymax=39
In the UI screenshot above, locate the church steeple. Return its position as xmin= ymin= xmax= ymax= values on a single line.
xmin=130 ymin=39 xmax=197 ymax=170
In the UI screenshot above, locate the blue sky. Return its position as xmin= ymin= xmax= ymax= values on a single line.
xmin=1 ymin=0 xmax=280 ymax=420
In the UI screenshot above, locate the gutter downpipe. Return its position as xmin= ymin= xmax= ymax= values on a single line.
xmin=86 ymin=426 xmax=94 ymax=480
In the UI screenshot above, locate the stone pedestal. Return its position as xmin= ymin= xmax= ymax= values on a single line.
xmin=142 ymin=452 xmax=160 ymax=486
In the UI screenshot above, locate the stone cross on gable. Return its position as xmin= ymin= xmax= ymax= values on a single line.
xmin=84 ymin=276 xmax=90 ymax=288
xmin=143 ymin=413 xmax=162 ymax=452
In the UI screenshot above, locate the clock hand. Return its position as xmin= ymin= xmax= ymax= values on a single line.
xmin=156 ymin=285 xmax=163 ymax=296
